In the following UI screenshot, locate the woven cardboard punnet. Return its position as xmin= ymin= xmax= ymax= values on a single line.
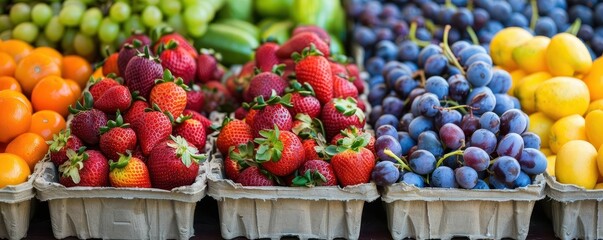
xmin=544 ymin=173 xmax=603 ymax=240
xmin=0 ymin=161 xmax=42 ymax=240
xmin=207 ymin=154 xmax=380 ymax=240
xmin=381 ymin=175 xmax=546 ymax=240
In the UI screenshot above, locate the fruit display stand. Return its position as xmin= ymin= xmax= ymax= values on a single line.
xmin=381 ymin=176 xmax=546 ymax=240
xmin=207 ymin=153 xmax=379 ymax=240
xmin=544 ymin=173 xmax=603 ymax=240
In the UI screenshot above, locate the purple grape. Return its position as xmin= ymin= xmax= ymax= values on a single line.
xmin=521 ymin=132 xmax=541 ymax=149
xmin=417 ymin=131 xmax=444 ymax=158
xmin=500 ymin=109 xmax=528 ymax=135
xmin=376 ymin=40 xmax=398 ymax=61
xmin=398 ymin=113 xmax=414 ymax=132
xmin=455 ymin=166 xmax=478 ymax=189
xmin=493 ymin=94 xmax=515 ymax=116
xmin=382 ymin=96 xmax=405 ymax=118
xmin=479 ymin=111 xmax=500 ymax=134
xmin=491 ymin=156 xmax=521 ymax=183
xmin=435 ymin=108 xmax=463 ymax=129
xmin=465 ymin=53 xmax=493 ymax=67
xmin=518 ymin=148 xmax=547 ymax=175
xmin=473 ymin=179 xmax=490 ymax=189
xmin=418 ymin=44 xmax=442 ymax=68
xmin=460 ymin=114 xmax=480 ymax=139
xmin=409 ymin=116 xmax=434 ymax=140
xmin=368 ymin=84 xmax=387 ymax=106
xmin=401 ymin=172 xmax=425 ymax=187
xmin=424 ymin=54 xmax=448 ymax=77
xmin=376 ymin=135 xmax=403 ymax=163
xmin=443 ymin=154 xmax=463 ymax=169
xmin=448 ymin=74 xmax=470 ymax=102
xmin=496 ymin=133 xmax=524 ymax=159
xmin=451 ymin=41 xmax=471 ymax=56
xmin=458 ymin=45 xmax=487 ymax=66
xmin=463 ymin=146 xmax=490 ymax=171
xmin=393 ymin=75 xmax=418 ymax=98
xmin=431 ymin=166 xmax=458 ymax=188
xmin=489 ymin=175 xmax=511 ymax=189
xmin=409 ymin=150 xmax=437 ymax=175
xmin=418 ymin=93 xmax=440 ymax=117
xmin=372 ymin=161 xmax=401 ymax=186
xmin=375 ymin=114 xmax=398 ymax=129
xmin=452 ymin=8 xmax=474 ymax=29
xmin=439 ymin=123 xmax=465 ymax=150
xmin=425 ymin=76 xmax=449 ymax=100
xmin=488 ymin=69 xmax=511 ymax=94
xmin=398 ymin=131 xmax=416 ymax=155
xmin=376 ymin=125 xmax=398 ymax=139
xmin=513 ymin=171 xmax=531 ymax=188
xmin=468 ymin=90 xmax=496 ymax=115
xmin=398 ymin=40 xmax=419 ymax=62
xmin=472 ymin=8 xmax=490 ymax=29
xmin=368 ymin=105 xmax=383 ymax=126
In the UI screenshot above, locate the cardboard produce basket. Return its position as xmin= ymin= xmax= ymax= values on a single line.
xmin=0 ymin=162 xmax=42 ymax=240
xmin=381 ymin=175 xmax=546 ymax=240
xmin=207 ymin=154 xmax=380 ymax=240
xmin=545 ymin=173 xmax=603 ymax=240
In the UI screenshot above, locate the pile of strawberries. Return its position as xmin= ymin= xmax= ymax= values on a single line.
xmin=216 ymin=26 xmax=377 ymax=187
xmin=46 ymin=30 xmax=220 ymax=190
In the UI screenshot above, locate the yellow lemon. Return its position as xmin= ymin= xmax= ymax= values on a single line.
xmin=490 ymin=27 xmax=533 ymax=71
xmin=587 ymin=99 xmax=603 ymax=114
xmin=549 ymin=114 xmax=586 ymax=153
xmin=583 ymin=57 xmax=603 ymax=101
xmin=512 ymin=36 xmax=550 ymax=73
xmin=540 ymin=148 xmax=553 ymax=156
xmin=535 ymin=76 xmax=590 ymax=120
xmin=556 ymin=140 xmax=598 ymax=189
xmin=508 ymin=69 xmax=527 ymax=95
xmin=528 ymin=112 xmax=554 ymax=148
xmin=514 ymin=72 xmax=551 ymax=114
xmin=545 ymin=33 xmax=592 ymax=77
xmin=586 ymin=110 xmax=603 ymax=150
xmin=546 ymin=155 xmax=555 ymax=177
xmin=598 ymin=146 xmax=603 ymax=177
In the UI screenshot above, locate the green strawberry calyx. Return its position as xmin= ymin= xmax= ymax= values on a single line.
xmin=167 ymin=135 xmax=206 ymax=168
xmin=254 ymin=125 xmax=284 ymax=163
xmin=124 ymin=39 xmax=143 ymax=49
xmin=253 ymin=63 xmax=285 ymax=76
xmin=136 ymin=46 xmax=161 ymax=64
xmin=109 ymin=152 xmax=132 ymax=171
xmin=200 ymin=48 xmax=222 ymax=61
xmin=100 ymin=110 xmax=130 ymax=134
xmin=292 ymin=169 xmax=327 ymax=187
xmin=228 ymin=141 xmax=256 ymax=169
xmin=154 ymin=69 xmax=190 ymax=91
xmin=333 ymin=97 xmax=365 ymax=122
xmin=286 ymin=80 xmax=316 ymax=97
xmin=291 ymin=43 xmax=324 ymax=63
xmin=329 ymin=54 xmax=349 ymax=64
xmin=58 ymin=147 xmax=88 ymax=184
xmin=68 ymin=91 xmax=94 ymax=114
xmin=325 ymin=131 xmax=371 ymax=155
xmin=46 ymin=129 xmax=72 ymax=153
xmin=291 ymin=113 xmax=325 ymax=140
xmin=244 ymin=90 xmax=293 ymax=110
xmin=144 ymin=103 xmax=175 ymax=124
xmin=174 ymin=114 xmax=193 ymax=124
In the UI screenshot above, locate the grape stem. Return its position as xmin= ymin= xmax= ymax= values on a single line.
xmin=436 ymin=149 xmax=464 ymax=168
xmin=409 ymin=22 xmax=431 ymax=48
xmin=445 ymin=0 xmax=457 ymax=9
xmin=383 ymin=148 xmax=412 ymax=171
xmin=466 ymin=26 xmax=479 ymax=45
xmin=441 ymin=25 xmax=466 ymax=75
xmin=530 ymin=0 xmax=538 ymax=31
xmin=566 ymin=19 xmax=582 ymax=36
xmin=467 ymin=0 xmax=474 ymax=11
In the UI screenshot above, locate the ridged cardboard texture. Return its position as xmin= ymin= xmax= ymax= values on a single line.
xmin=0 ymin=161 xmax=41 ymax=240
xmin=207 ymin=155 xmax=379 ymax=240
xmin=381 ymin=175 xmax=545 ymax=240
xmin=545 ymin=173 xmax=603 ymax=240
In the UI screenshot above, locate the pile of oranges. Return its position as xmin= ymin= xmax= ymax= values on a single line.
xmin=0 ymin=39 xmax=91 ymax=188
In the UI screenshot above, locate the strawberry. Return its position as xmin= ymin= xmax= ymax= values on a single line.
xmin=292 ymin=160 xmax=337 ymax=187
xmin=202 ymin=81 xmax=234 ymax=113
xmin=234 ymin=107 xmax=248 ymax=120
xmin=196 ymin=48 xmax=221 ymax=83
xmin=124 ymin=46 xmax=164 ymax=99
xmin=236 ymin=166 xmax=275 ymax=186
xmin=94 ymin=85 xmax=132 ymax=114
xmin=254 ymin=127 xmax=305 ymax=177
xmin=118 ymin=40 xmax=145 ymax=77
xmin=158 ymin=40 xmax=196 ymax=85
xmin=286 ymin=81 xmax=321 ymax=119
xmin=122 ymin=31 xmax=151 ymax=48
xmin=137 ymin=105 xmax=173 ymax=155
xmin=173 ymin=115 xmax=207 ymax=152
xmin=302 ymin=139 xmax=321 ymax=161
xmin=185 ymin=84 xmax=204 ymax=112
xmin=59 ymin=149 xmax=110 ymax=187
xmin=293 ymin=44 xmax=333 ymax=105
xmin=132 ymin=146 xmax=146 ymax=163
xmin=69 ymin=92 xmax=108 ymax=145
xmin=244 ymin=108 xmax=258 ymax=127
xmin=329 ymin=60 xmax=348 ymax=76
xmin=292 ymin=25 xmax=331 ymax=45
xmin=213 ymin=65 xmax=226 ymax=80
xmin=150 ymin=70 xmax=189 ymax=118
xmin=355 ymin=97 xmax=366 ymax=112
xmin=47 ymin=129 xmax=83 ymax=167
xmin=124 ymin=98 xmax=149 ymax=131
xmin=333 ymin=74 xmax=359 ymax=99
xmin=277 ymin=32 xmax=330 ymax=59
xmin=248 ymin=93 xmax=293 ymax=138
xmin=147 ymin=136 xmax=205 ymax=190
xmin=216 ymin=118 xmax=254 ymax=156
xmin=255 ymin=41 xmax=280 ymax=72
xmin=109 ymin=153 xmax=152 ymax=188
xmin=88 ymin=76 xmax=120 ymax=101
xmin=154 ymin=31 xmax=198 ymax=59
xmin=346 ymin=63 xmax=365 ymax=94
xmin=225 ymin=141 xmax=254 ymax=181
xmin=99 ymin=111 xmax=137 ymax=161
xmin=291 ymin=113 xmax=325 ymax=140
xmin=330 ymin=127 xmax=376 ymax=157
xmin=329 ymin=133 xmax=376 ymax=187
xmin=102 ymin=53 xmax=120 ymax=77
xmin=181 ymin=109 xmax=212 ymax=133
xmin=246 ymin=65 xmax=288 ymax=100
xmin=321 ymin=98 xmax=365 ymax=141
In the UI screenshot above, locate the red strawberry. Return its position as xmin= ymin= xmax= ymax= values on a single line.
xmin=216 ymin=118 xmax=254 ymax=156
xmin=94 ymin=85 xmax=132 ymax=114
xmin=355 ymin=97 xmax=366 ymax=112
xmin=69 ymin=92 xmax=108 ymax=145
xmin=286 ymin=81 xmax=321 ymax=119
xmin=225 ymin=141 xmax=254 ymax=181
xmin=124 ymin=46 xmax=164 ymax=99
xmin=280 ymin=58 xmax=296 ymax=72
xmin=302 ymin=139 xmax=321 ymax=161
xmin=47 ymin=129 xmax=83 ymax=167
xmin=330 ymin=133 xmax=376 ymax=187
xmin=276 ymin=32 xmax=330 ymax=59
xmin=89 ymin=76 xmax=120 ymax=101
xmin=181 ymin=109 xmax=212 ymax=133
xmin=212 ymin=64 xmax=226 ymax=80
xmin=196 ymin=48 xmax=221 ymax=83
xmin=158 ymin=40 xmax=197 ymax=85
xmin=292 ymin=25 xmax=331 ymax=45
xmin=118 ymin=40 xmax=145 ymax=77
xmin=154 ymin=32 xmax=198 ymax=59
xmin=122 ymin=31 xmax=151 ymax=48
xmin=291 ymin=113 xmax=325 ymax=140
xmin=202 ymin=80 xmax=234 ymax=113
xmin=102 ymin=53 xmax=120 ymax=77
xmin=59 ymin=149 xmax=110 ymax=187
xmin=185 ymin=84 xmax=204 ymax=112
xmin=244 ymin=108 xmax=258 ymax=127
xmin=246 ymin=65 xmax=288 ymax=100
xmin=333 ymin=74 xmax=359 ymax=99
xmin=255 ymin=127 xmax=305 ymax=177
xmin=148 ymin=136 xmax=205 ymax=190
xmin=137 ymin=105 xmax=173 ymax=155
xmin=99 ymin=112 xmax=137 ymax=161
xmin=249 ymin=94 xmax=293 ymax=138
xmin=132 ymin=146 xmax=146 ymax=163
xmin=321 ymin=98 xmax=366 ymax=141
xmin=330 ymin=127 xmax=376 ymax=157
xmin=149 ymin=70 xmax=189 ymax=118
xmin=292 ymin=160 xmax=337 ymax=187
xmin=255 ymin=41 xmax=280 ymax=72
xmin=236 ymin=166 xmax=275 ymax=186
xmin=346 ymin=63 xmax=365 ymax=94
xmin=173 ymin=115 xmax=207 ymax=152
xmin=124 ymin=99 xmax=149 ymax=131
xmin=109 ymin=153 xmax=152 ymax=188
xmin=329 ymin=61 xmax=348 ymax=76
xmin=234 ymin=107 xmax=248 ymax=120
xmin=293 ymin=45 xmax=333 ymax=105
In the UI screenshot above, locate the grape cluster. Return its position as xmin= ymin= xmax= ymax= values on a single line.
xmin=369 ymin=29 xmax=546 ymax=189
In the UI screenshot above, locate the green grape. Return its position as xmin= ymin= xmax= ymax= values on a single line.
xmin=74 ymin=32 xmax=96 ymax=58
xmin=123 ymin=15 xmax=146 ymax=35
xmin=167 ymin=14 xmax=187 ymax=36
xmin=184 ymin=4 xmax=211 ymax=29
xmin=187 ymin=22 xmax=207 ymax=38
xmin=45 ymin=16 xmax=64 ymax=42
xmin=115 ymin=31 xmax=127 ymax=48
xmin=0 ymin=30 xmax=11 ymax=41
xmin=62 ymin=0 xmax=86 ymax=9
xmin=159 ymin=0 xmax=181 ymax=16
xmin=13 ymin=22 xmax=38 ymax=43
xmin=143 ymin=0 xmax=160 ymax=5
xmin=182 ymin=0 xmax=203 ymax=8
xmin=35 ymin=34 xmax=57 ymax=48
xmin=109 ymin=1 xmax=131 ymax=23
xmin=59 ymin=4 xmax=84 ymax=27
xmin=98 ymin=18 xmax=119 ymax=44
xmin=61 ymin=27 xmax=77 ymax=55
xmin=99 ymin=42 xmax=117 ymax=58
xmin=142 ymin=5 xmax=162 ymax=28
xmin=50 ymin=2 xmax=62 ymax=15
xmin=9 ymin=3 xmax=31 ymax=25
xmin=0 ymin=15 xmax=12 ymax=32
xmin=31 ymin=3 xmax=52 ymax=27
xmin=79 ymin=8 xmax=102 ymax=36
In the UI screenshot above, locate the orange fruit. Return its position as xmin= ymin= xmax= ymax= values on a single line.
xmin=31 ymin=76 xmax=74 ymax=117
xmin=31 ymin=47 xmax=63 ymax=68
xmin=14 ymin=52 xmax=61 ymax=96
xmin=0 ymin=153 xmax=31 ymax=187
xmin=64 ymin=79 xmax=82 ymax=102
xmin=0 ymin=90 xmax=32 ymax=113
xmin=29 ymin=110 xmax=66 ymax=141
xmin=5 ymin=133 xmax=48 ymax=171
xmin=92 ymin=67 xmax=104 ymax=78
xmin=0 ymin=97 xmax=31 ymax=143
xmin=0 ymin=52 xmax=16 ymax=76
xmin=62 ymin=55 xmax=92 ymax=88
xmin=0 ymin=142 xmax=6 ymax=152
xmin=0 ymin=40 xmax=33 ymax=63
xmin=0 ymin=76 xmax=21 ymax=92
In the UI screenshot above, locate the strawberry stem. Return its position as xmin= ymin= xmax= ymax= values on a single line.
xmin=168 ymin=135 xmax=206 ymax=167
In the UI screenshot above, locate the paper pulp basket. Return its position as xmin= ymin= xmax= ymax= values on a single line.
xmin=0 ymin=161 xmax=41 ymax=240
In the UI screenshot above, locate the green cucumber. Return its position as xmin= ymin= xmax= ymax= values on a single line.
xmin=261 ymin=20 xmax=293 ymax=44
xmin=194 ymin=24 xmax=259 ymax=65
xmin=215 ymin=19 xmax=259 ymax=40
